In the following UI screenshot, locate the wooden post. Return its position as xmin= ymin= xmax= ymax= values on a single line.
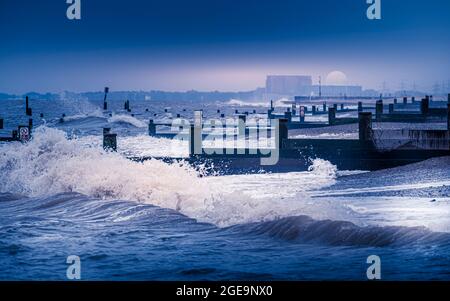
xmin=375 ymin=100 xmax=383 ymax=121
xmin=124 ymin=100 xmax=130 ymax=111
xmin=300 ymin=106 xmax=305 ymax=123
xmin=358 ymin=101 xmax=363 ymax=112
xmin=403 ymin=97 xmax=407 ymax=104
xmin=421 ymin=97 xmax=429 ymax=116
xmin=238 ymin=115 xmax=246 ymax=136
xmin=148 ymin=120 xmax=156 ymax=136
xmin=312 ymin=105 xmax=316 ymax=114
xmin=388 ymin=103 xmax=394 ymax=114
xmin=323 ymin=102 xmax=327 ymax=112
xmin=394 ymin=98 xmax=397 ymax=104
xmin=284 ymin=110 xmax=292 ymax=123
xmin=412 ymin=96 xmax=416 ymax=103
xmin=340 ymin=104 xmax=344 ymax=110
xmin=103 ymin=87 xmax=109 ymax=110
xmin=189 ymin=124 xmax=202 ymax=155
xmin=25 ymin=96 xmax=32 ymax=116
xmin=0 ymin=118 xmax=3 ymax=130
xmin=328 ymin=107 xmax=336 ymax=125
xmin=278 ymin=118 xmax=288 ymax=150
xmin=28 ymin=118 xmax=33 ymax=131
xmin=189 ymin=111 xmax=202 ymax=155
xmin=103 ymin=133 xmax=117 ymax=151
xmin=447 ymin=103 xmax=450 ymax=130
xmin=359 ymin=112 xmax=373 ymax=142
xmin=333 ymin=103 xmax=338 ymax=111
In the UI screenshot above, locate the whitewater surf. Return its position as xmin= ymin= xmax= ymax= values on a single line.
xmin=1 ymin=116 xmax=450 ymax=280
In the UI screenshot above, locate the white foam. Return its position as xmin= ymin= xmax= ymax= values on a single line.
xmin=58 ymin=95 xmax=104 ymax=117
xmin=0 ymin=127 xmax=338 ymax=227
xmin=226 ymin=99 xmax=269 ymax=107
xmin=291 ymin=133 xmax=358 ymax=140
xmin=108 ymin=114 xmax=147 ymax=128
xmin=3 ymin=126 xmax=448 ymax=231
xmin=0 ymin=127 xmax=210 ymax=212
xmin=62 ymin=111 xmax=105 ymax=122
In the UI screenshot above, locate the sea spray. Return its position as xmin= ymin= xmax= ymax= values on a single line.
xmin=307 ymin=158 xmax=338 ymax=177
xmin=225 ymin=98 xmax=293 ymax=108
xmin=0 ymin=126 xmax=340 ymax=227
xmin=0 ymin=127 xmax=212 ymax=211
xmin=62 ymin=111 xmax=105 ymax=123
xmin=108 ymin=114 xmax=147 ymax=128
xmin=58 ymin=94 xmax=103 ymax=116
xmin=226 ymin=99 xmax=269 ymax=107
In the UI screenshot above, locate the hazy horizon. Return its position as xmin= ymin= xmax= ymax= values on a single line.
xmin=1 ymin=0 xmax=449 ymax=94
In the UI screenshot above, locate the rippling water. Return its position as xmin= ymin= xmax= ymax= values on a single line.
xmin=1 ymin=97 xmax=450 ymax=280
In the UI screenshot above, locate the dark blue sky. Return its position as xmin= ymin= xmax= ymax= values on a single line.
xmin=1 ymin=0 xmax=449 ymax=93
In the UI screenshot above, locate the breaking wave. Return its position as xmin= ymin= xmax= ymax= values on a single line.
xmin=1 ymin=128 xmax=450 ymax=250
xmin=225 ymin=98 xmax=295 ymax=108
xmin=226 ymin=99 xmax=269 ymax=107
xmin=228 ymin=215 xmax=450 ymax=247
xmin=108 ymin=114 xmax=147 ymax=128
xmin=0 ymin=126 xmax=212 ymax=212
xmin=62 ymin=111 xmax=105 ymax=122
xmin=0 ymin=126 xmax=339 ymax=227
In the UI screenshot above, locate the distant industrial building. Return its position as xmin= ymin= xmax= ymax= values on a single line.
xmin=266 ymin=75 xmax=312 ymax=95
xmin=264 ymin=75 xmax=364 ymax=98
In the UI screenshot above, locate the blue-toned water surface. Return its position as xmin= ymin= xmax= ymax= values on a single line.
xmin=1 ymin=97 xmax=450 ymax=280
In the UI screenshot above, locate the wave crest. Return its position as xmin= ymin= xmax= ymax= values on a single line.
xmin=0 ymin=127 xmax=212 ymax=212
xmin=230 ymin=215 xmax=450 ymax=247
xmin=108 ymin=114 xmax=147 ymax=128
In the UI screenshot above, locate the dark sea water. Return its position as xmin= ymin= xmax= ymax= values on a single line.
xmin=1 ymin=97 xmax=450 ymax=280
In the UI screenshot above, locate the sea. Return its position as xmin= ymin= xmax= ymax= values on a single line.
xmin=0 ymin=96 xmax=449 ymax=280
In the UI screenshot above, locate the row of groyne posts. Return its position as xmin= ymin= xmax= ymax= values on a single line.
xmin=139 ymin=95 xmax=450 ymax=145
xmin=0 ymin=96 xmax=35 ymax=142
xmin=327 ymin=95 xmax=448 ymax=126
xmin=0 ymin=88 xmax=113 ymax=143
xmin=0 ymin=95 xmax=72 ymax=142
xmin=99 ymin=94 xmax=450 ymax=159
xmin=1 ymin=93 xmax=449 ymax=160
xmin=185 ymin=109 xmax=450 ymax=157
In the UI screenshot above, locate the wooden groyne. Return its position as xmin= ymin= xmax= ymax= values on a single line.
xmin=2 ymin=93 xmax=450 ymax=175
xmin=180 ymin=109 xmax=450 ymax=173
xmin=132 ymin=97 xmax=450 ymax=174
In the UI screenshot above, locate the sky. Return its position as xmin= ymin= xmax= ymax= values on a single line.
xmin=0 ymin=0 xmax=450 ymax=93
